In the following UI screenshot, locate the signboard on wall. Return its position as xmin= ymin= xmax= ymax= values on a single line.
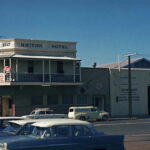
xmin=117 ymin=75 xmax=140 ymax=101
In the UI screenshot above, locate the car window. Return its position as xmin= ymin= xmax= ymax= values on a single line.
xmin=30 ymin=111 xmax=35 ymax=115
xmin=72 ymin=125 xmax=92 ymax=137
xmin=32 ymin=127 xmax=49 ymax=137
xmin=69 ymin=109 xmax=74 ymax=112
xmin=3 ymin=122 xmax=21 ymax=133
xmin=75 ymin=109 xmax=89 ymax=112
xmin=18 ymin=123 xmax=34 ymax=135
xmin=39 ymin=111 xmax=46 ymax=114
xmin=46 ymin=111 xmax=52 ymax=114
xmin=51 ymin=125 xmax=70 ymax=137
xmin=91 ymin=108 xmax=97 ymax=112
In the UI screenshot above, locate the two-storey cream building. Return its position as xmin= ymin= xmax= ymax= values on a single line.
xmin=0 ymin=39 xmax=82 ymax=116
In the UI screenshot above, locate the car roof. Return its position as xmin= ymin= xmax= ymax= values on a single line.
xmin=0 ymin=117 xmax=24 ymax=120
xmin=69 ymin=106 xmax=96 ymax=109
xmin=8 ymin=118 xmax=53 ymax=126
xmin=32 ymin=119 xmax=91 ymax=128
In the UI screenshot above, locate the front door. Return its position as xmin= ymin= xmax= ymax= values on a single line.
xmin=0 ymin=96 xmax=13 ymax=116
xmin=93 ymin=96 xmax=104 ymax=110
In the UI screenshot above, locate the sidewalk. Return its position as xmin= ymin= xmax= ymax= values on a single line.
xmin=109 ymin=115 xmax=150 ymax=121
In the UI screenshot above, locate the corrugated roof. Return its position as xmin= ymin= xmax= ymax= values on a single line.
xmin=97 ymin=58 xmax=149 ymax=69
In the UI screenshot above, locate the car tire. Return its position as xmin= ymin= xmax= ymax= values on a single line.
xmin=79 ymin=116 xmax=86 ymax=121
xmin=102 ymin=115 xmax=109 ymax=121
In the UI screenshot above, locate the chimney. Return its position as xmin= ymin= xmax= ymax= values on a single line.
xmin=92 ymin=62 xmax=97 ymax=68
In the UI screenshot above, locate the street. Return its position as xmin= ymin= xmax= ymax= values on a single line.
xmin=93 ymin=118 xmax=150 ymax=150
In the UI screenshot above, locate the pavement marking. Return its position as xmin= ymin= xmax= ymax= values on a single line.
xmin=94 ymin=121 xmax=150 ymax=126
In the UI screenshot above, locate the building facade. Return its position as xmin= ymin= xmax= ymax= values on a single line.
xmin=0 ymin=39 xmax=110 ymax=116
xmin=0 ymin=39 xmax=82 ymax=116
xmin=99 ymin=58 xmax=150 ymax=117
xmin=110 ymin=68 xmax=150 ymax=116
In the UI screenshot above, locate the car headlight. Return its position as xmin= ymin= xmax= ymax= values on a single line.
xmin=0 ymin=143 xmax=7 ymax=150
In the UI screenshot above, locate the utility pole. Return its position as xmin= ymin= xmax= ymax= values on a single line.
xmin=124 ymin=53 xmax=136 ymax=117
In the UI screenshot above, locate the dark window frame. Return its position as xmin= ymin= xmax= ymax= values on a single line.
xmin=28 ymin=60 xmax=34 ymax=73
xmin=57 ymin=61 xmax=64 ymax=73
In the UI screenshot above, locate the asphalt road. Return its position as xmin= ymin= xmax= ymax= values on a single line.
xmin=93 ymin=118 xmax=150 ymax=150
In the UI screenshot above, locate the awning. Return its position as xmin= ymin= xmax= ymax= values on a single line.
xmin=12 ymin=54 xmax=81 ymax=61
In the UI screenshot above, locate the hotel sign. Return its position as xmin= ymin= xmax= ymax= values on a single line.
xmin=0 ymin=41 xmax=72 ymax=50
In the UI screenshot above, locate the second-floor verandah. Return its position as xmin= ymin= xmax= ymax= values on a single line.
xmin=0 ymin=54 xmax=82 ymax=85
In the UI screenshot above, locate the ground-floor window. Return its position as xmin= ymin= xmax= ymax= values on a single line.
xmin=77 ymin=95 xmax=88 ymax=105
xmin=47 ymin=96 xmax=58 ymax=105
xmin=31 ymin=96 xmax=43 ymax=105
xmin=62 ymin=96 xmax=73 ymax=104
xmin=92 ymin=96 xmax=104 ymax=110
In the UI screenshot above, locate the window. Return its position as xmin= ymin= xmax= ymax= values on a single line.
xmin=69 ymin=109 xmax=74 ymax=112
xmin=57 ymin=61 xmax=64 ymax=73
xmin=39 ymin=111 xmax=46 ymax=115
xmin=62 ymin=96 xmax=73 ymax=105
xmin=31 ymin=96 xmax=43 ymax=105
xmin=75 ymin=108 xmax=89 ymax=113
xmin=77 ymin=95 xmax=88 ymax=105
xmin=91 ymin=108 xmax=97 ymax=112
xmin=72 ymin=125 xmax=92 ymax=137
xmin=47 ymin=96 xmax=58 ymax=105
xmin=52 ymin=125 xmax=70 ymax=137
xmin=46 ymin=111 xmax=53 ymax=114
xmin=5 ymin=59 xmax=9 ymax=66
xmin=28 ymin=60 xmax=34 ymax=73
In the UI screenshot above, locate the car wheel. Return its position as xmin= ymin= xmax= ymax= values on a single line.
xmin=102 ymin=115 xmax=109 ymax=121
xmin=80 ymin=116 xmax=86 ymax=121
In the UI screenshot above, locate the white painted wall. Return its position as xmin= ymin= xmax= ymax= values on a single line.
xmin=110 ymin=69 xmax=150 ymax=116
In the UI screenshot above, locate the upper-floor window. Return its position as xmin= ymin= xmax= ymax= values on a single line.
xmin=57 ymin=61 xmax=64 ymax=73
xmin=28 ymin=60 xmax=34 ymax=73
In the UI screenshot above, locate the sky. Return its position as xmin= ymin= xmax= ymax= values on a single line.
xmin=0 ymin=0 xmax=150 ymax=66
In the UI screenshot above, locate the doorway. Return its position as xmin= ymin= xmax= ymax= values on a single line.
xmin=92 ymin=96 xmax=104 ymax=110
xmin=0 ymin=96 xmax=13 ymax=116
xmin=148 ymin=86 xmax=150 ymax=115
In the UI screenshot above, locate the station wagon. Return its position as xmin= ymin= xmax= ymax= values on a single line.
xmin=68 ymin=106 xmax=109 ymax=121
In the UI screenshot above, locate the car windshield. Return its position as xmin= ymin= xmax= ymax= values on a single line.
xmin=3 ymin=122 xmax=21 ymax=134
xmin=30 ymin=111 xmax=35 ymax=115
xmin=16 ymin=123 xmax=35 ymax=135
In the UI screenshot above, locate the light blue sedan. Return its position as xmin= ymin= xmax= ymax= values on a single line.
xmin=0 ymin=119 xmax=125 ymax=150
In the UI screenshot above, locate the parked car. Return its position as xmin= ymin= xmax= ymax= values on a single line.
xmin=0 ymin=119 xmax=35 ymax=137
xmin=0 ymin=119 xmax=53 ymax=137
xmin=22 ymin=108 xmax=67 ymax=119
xmin=0 ymin=117 xmax=24 ymax=131
xmin=0 ymin=119 xmax=125 ymax=150
xmin=68 ymin=106 xmax=109 ymax=121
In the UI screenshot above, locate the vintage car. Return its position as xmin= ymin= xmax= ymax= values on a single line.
xmin=0 ymin=117 xmax=24 ymax=131
xmin=0 ymin=119 xmax=125 ymax=150
xmin=22 ymin=108 xmax=67 ymax=119
xmin=0 ymin=119 xmax=53 ymax=137
xmin=68 ymin=106 xmax=109 ymax=121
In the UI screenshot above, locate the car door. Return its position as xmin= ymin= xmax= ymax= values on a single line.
xmin=71 ymin=125 xmax=94 ymax=150
xmin=89 ymin=108 xmax=99 ymax=120
xmin=46 ymin=125 xmax=72 ymax=150
xmin=26 ymin=125 xmax=72 ymax=150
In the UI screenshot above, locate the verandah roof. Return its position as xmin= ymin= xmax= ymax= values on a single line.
xmin=0 ymin=54 xmax=81 ymax=61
